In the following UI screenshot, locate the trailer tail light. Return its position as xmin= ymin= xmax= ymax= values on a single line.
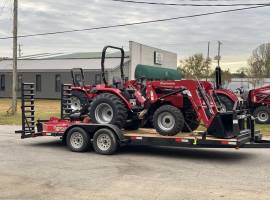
xmin=131 ymin=136 xmax=142 ymax=140
xmin=221 ymin=140 xmax=236 ymax=145
xmin=175 ymin=138 xmax=189 ymax=143
xmin=221 ymin=140 xmax=229 ymax=145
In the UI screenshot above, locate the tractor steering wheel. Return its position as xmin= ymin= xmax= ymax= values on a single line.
xmin=134 ymin=76 xmax=147 ymax=96
xmin=135 ymin=76 xmax=146 ymax=84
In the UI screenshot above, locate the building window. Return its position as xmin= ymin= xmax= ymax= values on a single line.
xmin=154 ymin=51 xmax=163 ymax=65
xmin=55 ymin=74 xmax=61 ymax=92
xmin=36 ymin=74 xmax=41 ymax=92
xmin=95 ymin=74 xmax=101 ymax=84
xmin=0 ymin=74 xmax=5 ymax=91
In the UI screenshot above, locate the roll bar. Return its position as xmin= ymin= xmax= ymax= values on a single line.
xmin=101 ymin=46 xmax=125 ymax=85
xmin=71 ymin=68 xmax=85 ymax=87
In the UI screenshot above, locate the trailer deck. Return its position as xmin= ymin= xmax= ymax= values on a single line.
xmin=124 ymin=128 xmax=251 ymax=148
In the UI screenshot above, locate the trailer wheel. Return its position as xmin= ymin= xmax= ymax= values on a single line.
xmin=66 ymin=127 xmax=90 ymax=152
xmin=254 ymin=106 xmax=270 ymax=124
xmin=153 ymin=105 xmax=184 ymax=136
xmin=70 ymin=91 xmax=89 ymax=114
xmin=216 ymin=94 xmax=234 ymax=112
xmin=93 ymin=128 xmax=118 ymax=155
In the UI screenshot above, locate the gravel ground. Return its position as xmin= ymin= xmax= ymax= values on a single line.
xmin=1 ymin=125 xmax=270 ymax=200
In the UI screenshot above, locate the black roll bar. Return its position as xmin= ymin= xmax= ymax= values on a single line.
xmin=71 ymin=68 xmax=85 ymax=86
xmin=101 ymin=46 xmax=125 ymax=85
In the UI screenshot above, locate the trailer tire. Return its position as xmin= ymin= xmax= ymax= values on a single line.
xmin=153 ymin=105 xmax=184 ymax=136
xmin=254 ymin=106 xmax=270 ymax=124
xmin=70 ymin=91 xmax=89 ymax=114
xmin=66 ymin=127 xmax=90 ymax=152
xmin=89 ymin=93 xmax=128 ymax=129
xmin=93 ymin=128 xmax=118 ymax=155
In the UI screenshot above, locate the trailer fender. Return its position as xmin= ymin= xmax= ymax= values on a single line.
xmin=63 ymin=124 xmax=126 ymax=144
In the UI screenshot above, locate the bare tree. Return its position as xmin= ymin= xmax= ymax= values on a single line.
xmin=248 ymin=43 xmax=270 ymax=83
xmin=178 ymin=54 xmax=212 ymax=79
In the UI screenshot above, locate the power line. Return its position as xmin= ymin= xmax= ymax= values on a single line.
xmin=0 ymin=4 xmax=269 ymax=40
xmin=110 ymin=0 xmax=270 ymax=7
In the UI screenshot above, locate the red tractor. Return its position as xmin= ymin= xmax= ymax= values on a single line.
xmin=241 ymin=85 xmax=270 ymax=124
xmin=68 ymin=46 xmax=250 ymax=139
xmin=70 ymin=68 xmax=93 ymax=114
xmin=69 ymin=46 xmax=204 ymax=134
xmin=210 ymin=66 xmax=270 ymax=124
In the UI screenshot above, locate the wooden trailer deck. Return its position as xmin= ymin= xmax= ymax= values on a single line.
xmin=123 ymin=128 xmax=251 ymax=148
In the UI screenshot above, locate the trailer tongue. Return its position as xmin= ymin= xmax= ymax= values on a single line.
xmin=15 ymin=83 xmax=270 ymax=155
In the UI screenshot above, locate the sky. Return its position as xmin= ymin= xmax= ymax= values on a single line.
xmin=0 ymin=0 xmax=270 ymax=72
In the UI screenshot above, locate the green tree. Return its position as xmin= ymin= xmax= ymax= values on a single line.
xmin=178 ymin=54 xmax=212 ymax=79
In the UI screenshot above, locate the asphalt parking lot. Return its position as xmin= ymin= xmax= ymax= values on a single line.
xmin=1 ymin=125 xmax=270 ymax=200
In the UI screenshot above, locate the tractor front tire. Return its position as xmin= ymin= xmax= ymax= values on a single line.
xmin=153 ymin=105 xmax=184 ymax=136
xmin=89 ymin=93 xmax=128 ymax=129
xmin=254 ymin=106 xmax=270 ymax=124
xmin=182 ymin=109 xmax=200 ymax=132
xmin=216 ymin=94 xmax=234 ymax=112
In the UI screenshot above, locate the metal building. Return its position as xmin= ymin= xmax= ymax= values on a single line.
xmin=0 ymin=41 xmax=177 ymax=99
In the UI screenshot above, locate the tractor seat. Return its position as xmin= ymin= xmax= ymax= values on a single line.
xmin=113 ymin=76 xmax=123 ymax=90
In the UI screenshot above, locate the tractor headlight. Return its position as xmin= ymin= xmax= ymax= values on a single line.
xmin=182 ymin=90 xmax=192 ymax=97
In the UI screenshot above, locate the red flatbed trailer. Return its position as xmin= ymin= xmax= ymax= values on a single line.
xmin=15 ymin=83 xmax=270 ymax=155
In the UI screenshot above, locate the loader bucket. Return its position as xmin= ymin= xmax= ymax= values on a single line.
xmin=207 ymin=112 xmax=240 ymax=139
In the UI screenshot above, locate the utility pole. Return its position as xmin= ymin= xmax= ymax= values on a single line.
xmin=11 ymin=0 xmax=18 ymax=114
xmin=207 ymin=41 xmax=210 ymax=60
xmin=205 ymin=41 xmax=210 ymax=81
xmin=18 ymin=44 xmax=22 ymax=57
xmin=217 ymin=41 xmax=222 ymax=67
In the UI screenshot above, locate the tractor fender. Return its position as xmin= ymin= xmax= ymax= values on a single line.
xmin=94 ymin=88 xmax=132 ymax=110
xmin=214 ymin=89 xmax=238 ymax=102
xmin=63 ymin=123 xmax=126 ymax=143
xmin=71 ymin=87 xmax=89 ymax=96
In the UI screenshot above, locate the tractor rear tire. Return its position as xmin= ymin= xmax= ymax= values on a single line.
xmin=70 ymin=91 xmax=89 ymax=114
xmin=153 ymin=105 xmax=184 ymax=136
xmin=182 ymin=109 xmax=200 ymax=132
xmin=89 ymin=93 xmax=128 ymax=129
xmin=253 ymin=106 xmax=270 ymax=124
xmin=216 ymin=94 xmax=234 ymax=112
